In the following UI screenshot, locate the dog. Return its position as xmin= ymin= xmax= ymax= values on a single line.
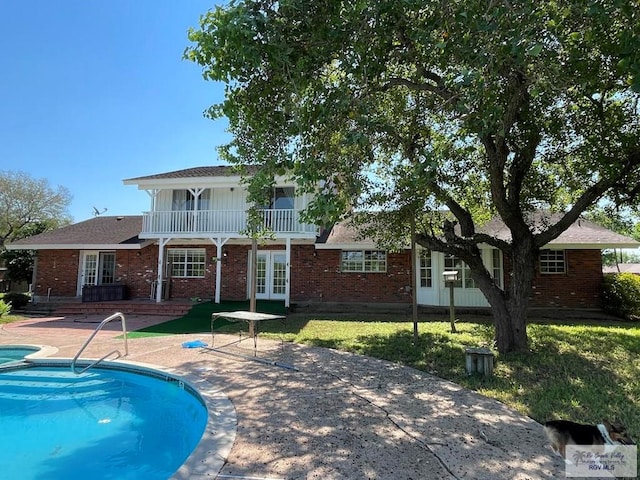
xmin=544 ymin=419 xmax=635 ymax=458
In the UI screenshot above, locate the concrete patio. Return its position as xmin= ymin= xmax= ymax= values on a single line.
xmin=0 ymin=313 xmax=574 ymax=479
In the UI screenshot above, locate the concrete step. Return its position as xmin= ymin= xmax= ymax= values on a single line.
xmin=53 ymin=301 xmax=192 ymax=317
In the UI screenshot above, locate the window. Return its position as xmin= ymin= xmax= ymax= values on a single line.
xmin=419 ymin=250 xmax=432 ymax=288
xmin=82 ymin=252 xmax=116 ymax=286
xmin=540 ymin=249 xmax=565 ymax=274
xmin=341 ymin=250 xmax=387 ymax=272
xmin=265 ymin=187 xmax=295 ymax=231
xmin=444 ymin=254 xmax=476 ymax=288
xmin=492 ymin=249 xmax=503 ymax=288
xmin=171 ymin=189 xmax=211 ymax=211
xmin=99 ymin=253 xmax=116 ymax=284
xmin=444 ymin=254 xmax=463 ymax=288
xmin=272 ymin=187 xmax=295 ymax=210
xmin=167 ymin=248 xmax=206 ymax=278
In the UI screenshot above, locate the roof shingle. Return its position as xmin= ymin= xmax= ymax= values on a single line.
xmin=7 ymin=216 xmax=144 ymax=250
xmin=123 ymin=165 xmax=258 ymax=183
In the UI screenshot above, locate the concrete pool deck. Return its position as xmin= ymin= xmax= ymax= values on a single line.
xmin=1 ymin=313 xmax=572 ymax=479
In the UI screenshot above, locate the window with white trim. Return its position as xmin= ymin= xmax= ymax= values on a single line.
xmin=444 ymin=253 xmax=476 ymax=288
xmin=419 ymin=250 xmax=433 ymax=287
xmin=539 ymin=249 xmax=566 ymax=274
xmin=341 ymin=250 xmax=387 ymax=272
xmin=492 ymin=249 xmax=503 ymax=288
xmin=167 ymin=248 xmax=206 ymax=278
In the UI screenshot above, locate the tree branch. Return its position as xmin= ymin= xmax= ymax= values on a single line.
xmin=536 ymin=148 xmax=640 ymax=247
xmin=381 ymin=77 xmax=455 ymax=102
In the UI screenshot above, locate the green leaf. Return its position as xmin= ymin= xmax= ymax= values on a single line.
xmin=528 ymin=44 xmax=543 ymax=57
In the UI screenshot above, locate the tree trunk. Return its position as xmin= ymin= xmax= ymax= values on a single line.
xmin=474 ymin=238 xmax=536 ymax=354
xmin=411 ymin=225 xmax=419 ymax=342
xmin=497 ymin=239 xmax=536 ymax=353
xmin=492 ymin=296 xmax=529 ymax=354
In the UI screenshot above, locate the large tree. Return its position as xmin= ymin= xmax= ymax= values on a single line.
xmin=0 ymin=170 xmax=72 ymax=250
xmin=186 ymin=0 xmax=640 ymax=353
xmin=0 ymin=171 xmax=72 ymax=286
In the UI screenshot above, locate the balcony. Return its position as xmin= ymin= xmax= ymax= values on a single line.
xmin=140 ymin=209 xmax=318 ymax=237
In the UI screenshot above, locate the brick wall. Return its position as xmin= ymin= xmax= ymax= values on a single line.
xmin=290 ymin=245 xmax=412 ymax=303
xmin=33 ymin=245 xmax=604 ymax=308
xmin=115 ymin=247 xmax=160 ymax=299
xmin=528 ymin=249 xmax=603 ymax=308
xmin=33 ymin=245 xmax=222 ymax=301
xmin=161 ymin=244 xmax=218 ymax=300
xmin=219 ymin=244 xmax=250 ymax=300
xmin=33 ymin=250 xmax=79 ymax=297
xmin=197 ymin=243 xmax=413 ymax=303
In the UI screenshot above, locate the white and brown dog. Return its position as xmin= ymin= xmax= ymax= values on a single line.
xmin=544 ymin=420 xmax=635 ymax=458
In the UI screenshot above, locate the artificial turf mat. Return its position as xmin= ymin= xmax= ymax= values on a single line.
xmin=133 ymin=299 xmax=286 ymax=335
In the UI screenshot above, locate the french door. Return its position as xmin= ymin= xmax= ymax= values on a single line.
xmin=250 ymin=251 xmax=287 ymax=300
xmin=77 ymin=251 xmax=116 ymax=296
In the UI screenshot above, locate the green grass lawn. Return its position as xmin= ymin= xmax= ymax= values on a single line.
xmin=0 ymin=314 xmax=24 ymax=325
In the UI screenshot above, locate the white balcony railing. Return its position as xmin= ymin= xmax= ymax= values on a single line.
xmin=141 ymin=209 xmax=318 ymax=236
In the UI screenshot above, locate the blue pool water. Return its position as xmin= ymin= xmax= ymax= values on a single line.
xmin=0 ymin=346 xmax=39 ymax=364
xmin=0 ymin=365 xmax=208 ymax=479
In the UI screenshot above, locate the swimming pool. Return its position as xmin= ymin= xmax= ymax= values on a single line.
xmin=0 ymin=359 xmax=236 ymax=479
xmin=0 ymin=345 xmax=41 ymax=364
xmin=0 ymin=345 xmax=51 ymax=366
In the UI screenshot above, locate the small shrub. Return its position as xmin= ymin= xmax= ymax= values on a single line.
xmin=0 ymin=299 xmax=11 ymax=318
xmin=1 ymin=292 xmax=30 ymax=310
xmin=602 ymin=273 xmax=640 ymax=320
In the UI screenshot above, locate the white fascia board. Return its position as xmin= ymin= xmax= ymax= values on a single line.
xmin=124 ymin=177 xmax=244 ymax=189
xmin=545 ymin=242 xmax=640 ymax=249
xmin=314 ymin=241 xmax=640 ymax=251
xmin=315 ymin=242 xmax=380 ymax=250
xmin=123 ymin=174 xmax=294 ymax=190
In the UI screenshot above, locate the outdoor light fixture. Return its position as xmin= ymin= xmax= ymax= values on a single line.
xmin=442 ymin=271 xmax=459 ymax=283
xmin=442 ymin=270 xmax=459 ymax=333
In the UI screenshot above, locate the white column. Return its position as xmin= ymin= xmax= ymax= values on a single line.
xmin=155 ymin=238 xmax=170 ymax=303
xmin=189 ymin=187 xmax=205 ymax=233
xmin=285 ymin=237 xmax=291 ymax=308
xmin=210 ymin=237 xmax=229 ymax=304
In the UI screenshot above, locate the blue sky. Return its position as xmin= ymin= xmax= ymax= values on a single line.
xmin=0 ymin=1 xmax=228 ymax=223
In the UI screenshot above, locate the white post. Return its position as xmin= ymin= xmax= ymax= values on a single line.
xmin=155 ymin=238 xmax=170 ymax=303
xmin=285 ymin=237 xmax=291 ymax=308
xmin=189 ymin=187 xmax=205 ymax=232
xmin=215 ymin=243 xmax=222 ymax=304
xmin=211 ymin=237 xmax=229 ymax=304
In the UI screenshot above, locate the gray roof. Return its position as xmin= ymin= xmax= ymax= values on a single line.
xmin=480 ymin=213 xmax=639 ymax=248
xmin=8 ymin=210 xmax=638 ymax=252
xmin=317 ymin=222 xmax=377 ymax=248
xmin=6 ymin=216 xmax=146 ymax=250
xmin=123 ymin=165 xmax=258 ymax=183
xmin=319 ymin=213 xmax=640 ymax=249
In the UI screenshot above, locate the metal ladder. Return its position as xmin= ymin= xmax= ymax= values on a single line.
xmin=71 ymin=312 xmax=128 ymax=374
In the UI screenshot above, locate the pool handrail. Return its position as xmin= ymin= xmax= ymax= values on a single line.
xmin=71 ymin=312 xmax=128 ymax=374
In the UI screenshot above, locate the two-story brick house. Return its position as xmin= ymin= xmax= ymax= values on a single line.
xmin=8 ymin=166 xmax=639 ymax=310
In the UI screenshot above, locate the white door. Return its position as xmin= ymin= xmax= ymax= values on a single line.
xmin=77 ymin=251 xmax=99 ymax=296
xmin=251 ymin=251 xmax=287 ymax=300
xmin=77 ymin=251 xmax=117 ymax=296
xmin=416 ymin=249 xmax=440 ymax=305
